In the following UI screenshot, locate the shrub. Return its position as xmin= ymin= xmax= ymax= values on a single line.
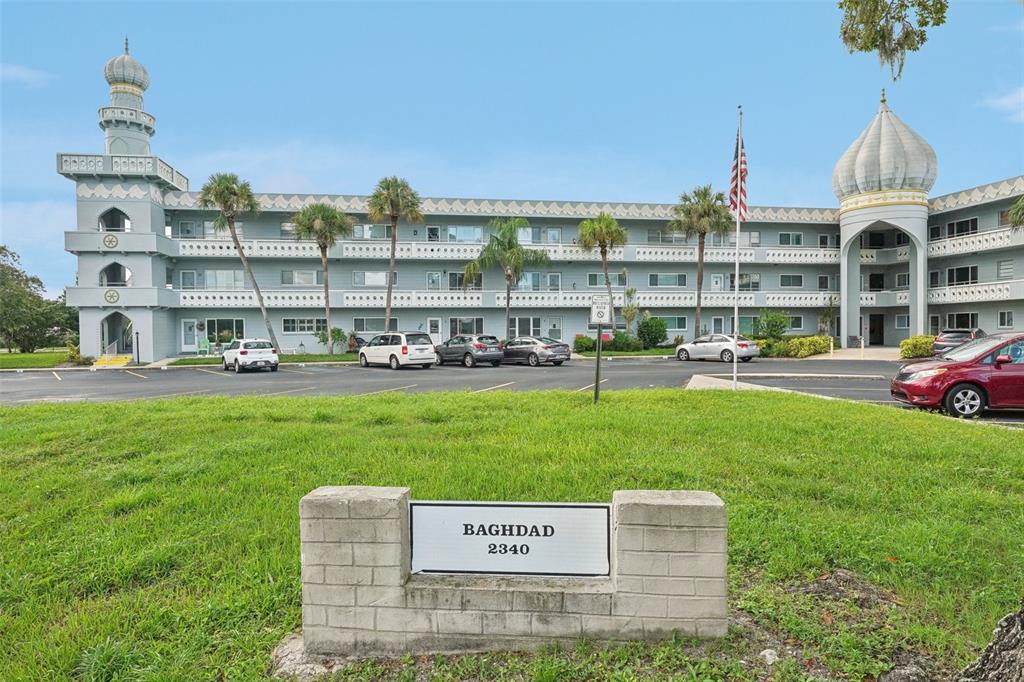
xmin=608 ymin=332 xmax=644 ymax=352
xmin=757 ymin=309 xmax=791 ymax=340
xmin=673 ymin=335 xmax=686 ymax=346
xmin=315 ymin=327 xmax=346 ymax=349
xmin=758 ymin=338 xmax=790 ymax=358
xmin=786 ymin=335 xmax=832 ymax=358
xmin=900 ymin=335 xmax=935 ymax=359
xmin=573 ymin=335 xmax=596 ymax=353
xmin=636 ymin=316 xmax=668 ymax=349
xmin=65 ymin=344 xmax=93 ymax=366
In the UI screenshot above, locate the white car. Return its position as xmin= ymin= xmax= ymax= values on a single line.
xmin=221 ymin=339 xmax=279 ymax=372
xmin=359 ymin=332 xmax=435 ymax=369
xmin=675 ymin=334 xmax=759 ymax=362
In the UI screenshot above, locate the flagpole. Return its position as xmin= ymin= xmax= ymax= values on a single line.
xmin=732 ymin=106 xmax=742 ymax=391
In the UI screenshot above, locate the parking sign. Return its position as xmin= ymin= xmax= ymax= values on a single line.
xmin=590 ymin=294 xmax=611 ymax=325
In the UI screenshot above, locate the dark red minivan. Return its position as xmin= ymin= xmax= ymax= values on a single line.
xmin=890 ymin=332 xmax=1024 ymax=417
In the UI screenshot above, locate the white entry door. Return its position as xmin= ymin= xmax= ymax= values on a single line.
xmin=427 ymin=318 xmax=442 ymax=345
xmin=181 ymin=319 xmax=198 ymax=353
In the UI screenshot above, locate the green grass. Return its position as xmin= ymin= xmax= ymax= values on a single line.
xmin=170 ymin=352 xmax=358 ymax=366
xmin=0 ymin=351 xmax=67 ymax=369
xmin=1 ymin=390 xmax=1021 ymax=680
xmin=579 ymin=348 xmax=672 ymax=357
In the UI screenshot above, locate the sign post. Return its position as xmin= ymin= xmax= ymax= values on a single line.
xmin=590 ymin=294 xmax=611 ymax=404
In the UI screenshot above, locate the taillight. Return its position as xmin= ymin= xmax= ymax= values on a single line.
xmin=272 ymin=348 xmax=278 ymax=354
xmin=401 ymin=345 xmax=408 ymax=355
xmin=473 ymin=342 xmax=486 ymax=350
xmin=544 ymin=345 xmax=555 ymax=349
xmin=738 ymin=343 xmax=748 ymax=349
xmin=240 ymin=350 xmax=248 ymax=355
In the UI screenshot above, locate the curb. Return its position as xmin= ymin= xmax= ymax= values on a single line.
xmin=702 ymin=372 xmax=887 ymax=380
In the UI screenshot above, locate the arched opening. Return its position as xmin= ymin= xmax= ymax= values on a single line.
xmin=99 ymin=262 xmax=132 ymax=287
xmin=98 ymin=207 xmax=131 ymax=232
xmin=100 ymin=311 xmax=133 ymax=355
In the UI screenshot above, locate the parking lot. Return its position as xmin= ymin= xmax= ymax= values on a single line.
xmin=3 ymin=358 xmax=1022 ymax=426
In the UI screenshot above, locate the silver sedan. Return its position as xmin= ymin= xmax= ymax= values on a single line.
xmin=675 ymin=334 xmax=759 ymax=362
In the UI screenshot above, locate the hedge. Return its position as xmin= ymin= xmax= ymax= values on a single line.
xmin=900 ymin=335 xmax=935 ymax=359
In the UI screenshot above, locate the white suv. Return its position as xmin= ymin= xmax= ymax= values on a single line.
xmin=359 ymin=332 xmax=435 ymax=369
xmin=222 ymin=339 xmax=280 ymax=372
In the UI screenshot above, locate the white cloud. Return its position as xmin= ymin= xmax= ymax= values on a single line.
xmin=0 ymin=200 xmax=77 ymax=296
xmin=982 ymin=86 xmax=1024 ymax=123
xmin=1 ymin=63 xmax=55 ymax=88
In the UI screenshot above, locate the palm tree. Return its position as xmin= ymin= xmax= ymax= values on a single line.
xmin=666 ymin=185 xmax=733 ymax=341
xmin=291 ymin=203 xmax=355 ymax=354
xmin=621 ymin=287 xmax=640 ymax=335
xmin=197 ymin=173 xmax=281 ymax=350
xmin=577 ymin=212 xmax=628 ymax=327
xmin=367 ymin=177 xmax=423 ymax=333
xmin=1008 ymin=195 xmax=1024 ymax=231
xmin=463 ymin=217 xmax=550 ymax=339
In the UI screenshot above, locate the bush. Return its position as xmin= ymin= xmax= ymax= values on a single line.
xmin=608 ymin=332 xmax=644 ymax=352
xmin=758 ymin=338 xmax=790 ymax=358
xmin=65 ymin=344 xmax=93 ymax=366
xmin=900 ymin=335 xmax=935 ymax=359
xmin=673 ymin=335 xmax=686 ymax=346
xmin=757 ymin=309 xmax=791 ymax=340
xmin=636 ymin=317 xmax=668 ymax=349
xmin=786 ymin=335 xmax=832 ymax=358
xmin=573 ymin=335 xmax=596 ymax=353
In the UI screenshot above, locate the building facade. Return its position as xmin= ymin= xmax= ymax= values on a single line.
xmin=61 ymin=47 xmax=1024 ymax=363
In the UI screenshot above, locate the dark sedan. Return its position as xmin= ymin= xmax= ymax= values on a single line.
xmin=435 ymin=334 xmax=504 ymax=367
xmin=932 ymin=328 xmax=986 ymax=355
xmin=891 ymin=332 xmax=1024 ymax=417
xmin=503 ymin=337 xmax=570 ymax=366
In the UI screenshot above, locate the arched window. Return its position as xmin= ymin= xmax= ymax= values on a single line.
xmin=99 ymin=262 xmax=132 ymax=287
xmin=98 ymin=207 xmax=131 ymax=232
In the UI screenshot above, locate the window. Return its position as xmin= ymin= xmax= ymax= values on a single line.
xmin=745 ymin=231 xmax=761 ymax=247
xmin=929 ymin=225 xmax=943 ymax=241
xmin=727 ymin=316 xmax=760 ymax=335
xmin=729 ymin=273 xmax=760 ymax=291
xmin=946 ymin=218 xmax=978 ymax=236
xmin=895 ymin=315 xmax=910 ymax=329
xmin=173 ymin=221 xmax=200 ymax=239
xmin=280 ymin=222 xmax=295 ymax=237
xmin=997 ymin=259 xmax=1014 ymax=280
xmin=896 ymin=272 xmax=910 ymax=289
xmin=946 ymin=266 xmax=978 ymax=286
xmin=649 ymin=273 xmax=686 ymax=287
xmin=205 ymin=319 xmax=245 ymax=343
xmin=588 ymin=272 xmax=627 ymax=287
xmin=929 ymin=315 xmax=940 ymax=336
xmin=778 ymin=232 xmax=803 ymax=246
xmin=282 ymin=270 xmax=323 ymax=286
xmin=352 ymin=271 xmax=395 ymax=287
xmin=451 ymin=317 xmax=484 ymax=336
xmin=867 ymin=232 xmax=885 ymax=248
xmin=895 ymin=232 xmax=909 ymax=246
xmin=204 ymin=220 xmax=242 ymax=237
xmin=817 ymin=275 xmax=832 ymax=290
xmin=446 ymin=225 xmax=483 ymax=243
xmin=517 ymin=226 xmax=542 ymax=243
xmin=547 ymin=227 xmax=562 ymax=243
xmin=789 ymin=316 xmax=804 ymax=331
xmin=426 ymin=225 xmax=440 ymax=242
xmin=282 ymin=318 xmax=327 ymax=334
xmin=946 ymin=312 xmax=979 ymax=328
xmin=658 ymin=316 xmax=688 ymax=331
xmin=545 ymin=273 xmax=562 ymax=290
xmin=779 ymin=274 xmax=803 ymax=288
xmin=355 ymin=224 xmax=392 ymax=240
xmin=547 ymin=317 xmax=562 ymax=339
xmin=509 ymin=317 xmax=541 ymax=337
xmin=818 ymin=234 xmax=830 ymax=248
xmin=929 ymin=270 xmax=940 ymax=288
xmin=426 ymin=272 xmax=441 ymax=290
xmin=998 ymin=210 xmax=1011 ymax=227
xmin=449 ymin=272 xmax=482 ymax=290
xmin=180 ymin=270 xmax=197 ymax=289
xmin=518 ymin=272 xmax=542 ymax=291
xmin=998 ymin=311 xmax=1014 ymax=329
xmin=712 ymin=317 xmax=724 ymax=334
xmin=354 ymin=317 xmax=399 ymax=333
xmin=205 ymin=270 xmax=244 ymax=289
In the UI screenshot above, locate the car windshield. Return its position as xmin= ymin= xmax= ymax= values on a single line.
xmin=244 ymin=341 xmax=272 ymax=349
xmin=940 ymin=336 xmax=1006 ymax=362
xmin=539 ymin=337 xmax=562 ymax=344
xmin=478 ymin=336 xmax=500 ymax=344
xmin=406 ymin=333 xmax=432 ymax=346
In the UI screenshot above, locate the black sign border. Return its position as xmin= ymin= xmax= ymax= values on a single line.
xmin=409 ymin=501 xmax=611 ymax=577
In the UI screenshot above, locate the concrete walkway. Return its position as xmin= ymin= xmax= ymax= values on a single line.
xmin=685 ymin=374 xmax=788 ymax=391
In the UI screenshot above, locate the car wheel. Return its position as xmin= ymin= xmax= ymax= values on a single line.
xmin=222 ymin=359 xmax=229 ymax=371
xmin=421 ymin=364 xmax=432 ymax=369
xmin=389 ymin=355 xmax=401 ymax=370
xmin=491 ymin=360 xmax=502 ymax=367
xmin=234 ymin=360 xmax=241 ymax=373
xmin=944 ymin=383 xmax=985 ymax=418
xmin=270 ymin=365 xmax=278 ymax=372
xmin=552 ymin=360 xmax=563 ymax=366
xmin=528 ymin=353 xmax=540 ymax=367
xmin=359 ymin=353 xmax=369 ymax=368
xmin=741 ymin=356 xmax=752 ymax=363
xmin=677 ymin=349 xmax=689 ymax=361
xmin=463 ymin=353 xmax=476 ymax=368
xmin=435 ymin=352 xmax=443 ymax=366
xmin=720 ymin=349 xmax=734 ymax=363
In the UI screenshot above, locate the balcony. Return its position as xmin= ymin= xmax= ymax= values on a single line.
xmin=65 ymin=286 xmax=178 ymax=308
xmin=927 ymin=279 xmax=1024 ymax=304
xmin=928 ymin=227 xmax=1020 ymax=259
xmin=57 ymin=153 xmax=189 ymax=190
xmin=65 ymin=231 xmax=173 ymax=255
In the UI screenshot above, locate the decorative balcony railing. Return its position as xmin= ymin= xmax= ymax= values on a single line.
xmin=927 ymin=279 xmax=1023 ymax=304
xmin=57 ymin=153 xmax=189 ymax=190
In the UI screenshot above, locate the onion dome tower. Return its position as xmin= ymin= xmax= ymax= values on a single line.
xmin=100 ymin=38 xmax=155 ymax=155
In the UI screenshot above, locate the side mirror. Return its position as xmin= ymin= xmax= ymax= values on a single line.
xmin=994 ymin=355 xmax=1012 ymax=365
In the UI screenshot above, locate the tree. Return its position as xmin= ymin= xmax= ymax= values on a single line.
xmin=367 ymin=177 xmax=423 ymax=333
xmin=197 ymin=173 xmax=280 ymax=350
xmin=621 ymin=287 xmax=640 ymax=335
xmin=0 ymin=246 xmax=46 ymax=352
xmin=463 ymin=217 xmax=550 ymax=339
xmin=757 ymin=309 xmax=791 ymax=340
xmin=1008 ymin=195 xmax=1024 ymax=232
xmin=839 ymin=0 xmax=948 ymax=81
xmin=577 ymin=212 xmax=628 ymax=327
xmin=666 ymin=185 xmax=733 ymax=341
xmin=637 ymin=314 xmax=668 ymax=349
xmin=292 ymin=203 xmax=355 ymax=354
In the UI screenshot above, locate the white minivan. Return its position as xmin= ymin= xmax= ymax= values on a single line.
xmin=359 ymin=332 xmax=435 ymax=369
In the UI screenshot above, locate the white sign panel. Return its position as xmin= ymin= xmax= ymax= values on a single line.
xmin=590 ymin=294 xmax=612 ymax=325
xmin=410 ymin=502 xmax=610 ymax=576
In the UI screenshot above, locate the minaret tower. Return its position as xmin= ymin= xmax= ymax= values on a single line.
xmin=100 ymin=38 xmax=154 ymax=154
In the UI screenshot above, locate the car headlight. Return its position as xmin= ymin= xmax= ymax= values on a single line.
xmin=905 ymin=368 xmax=947 ymax=382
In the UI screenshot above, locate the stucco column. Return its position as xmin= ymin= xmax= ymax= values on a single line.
xmin=840 ymin=242 xmax=861 ymax=348
xmin=909 ymin=239 xmax=928 ymax=336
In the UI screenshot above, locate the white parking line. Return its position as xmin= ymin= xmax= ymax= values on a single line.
xmin=125 ymin=370 xmax=149 ymax=380
xmin=355 ymin=384 xmax=417 ymax=396
xmin=194 ymin=367 xmax=229 ymax=378
xmin=51 ymin=371 xmax=62 ymax=381
xmin=575 ymin=379 xmax=608 ymax=393
xmin=263 ymin=386 xmax=316 ymax=396
xmin=471 ymin=381 xmax=515 ymax=394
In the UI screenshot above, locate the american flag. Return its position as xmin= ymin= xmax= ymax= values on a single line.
xmin=729 ymin=128 xmax=748 ymax=222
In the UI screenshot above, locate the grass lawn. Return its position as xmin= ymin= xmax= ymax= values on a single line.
xmin=0 ymin=351 xmax=67 ymax=369
xmin=1 ymin=390 xmax=1021 ymax=680
xmin=170 ymin=352 xmax=358 ymax=366
xmin=578 ymin=348 xmax=673 ymax=357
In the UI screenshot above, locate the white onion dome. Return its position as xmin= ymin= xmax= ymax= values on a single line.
xmin=104 ymin=39 xmax=149 ymax=90
xmin=832 ymin=91 xmax=937 ymax=200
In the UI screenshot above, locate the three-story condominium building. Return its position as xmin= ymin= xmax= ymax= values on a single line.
xmin=62 ymin=46 xmax=1024 ymax=363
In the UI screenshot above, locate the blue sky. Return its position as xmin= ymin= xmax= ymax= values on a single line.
xmin=2 ymin=1 xmax=1022 ymax=294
